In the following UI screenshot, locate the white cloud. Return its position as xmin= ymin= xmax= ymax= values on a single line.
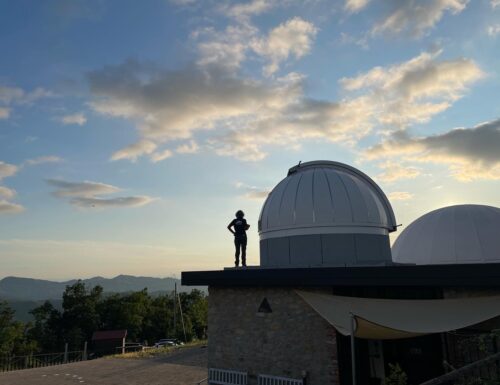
xmin=25 ymin=156 xmax=63 ymax=166
xmin=223 ymin=0 xmax=273 ymax=20
xmin=0 ymin=186 xmax=16 ymax=199
xmin=491 ymin=0 xmax=500 ymax=8
xmin=388 ymin=191 xmax=413 ymax=201
xmin=372 ymin=0 xmax=468 ymax=38
xmin=0 ymin=85 xmax=52 ymax=105
xmin=251 ymin=17 xmax=318 ymax=76
xmin=365 ymin=118 xmax=500 ymax=181
xmin=376 ymin=162 xmax=421 ymax=183
xmin=46 ymin=179 xmax=155 ymax=209
xmin=150 ymin=149 xmax=174 ymax=163
xmin=111 ymin=140 xmax=157 ymax=162
xmin=60 ymin=113 xmax=87 ymax=125
xmin=235 ymin=181 xmax=270 ymax=200
xmin=88 ymin=50 xmax=483 ymax=163
xmin=345 ymin=0 xmax=370 ymax=13
xmin=0 ymin=162 xmax=18 ymax=181
xmin=70 ymin=196 xmax=155 ymax=208
xmin=0 ymin=107 xmax=10 ymax=119
xmin=46 ymin=179 xmax=121 ymax=198
xmin=176 ymin=140 xmax=199 ymax=154
xmin=488 ymin=24 xmax=500 ymax=37
xmin=0 ymin=200 xmax=25 ymax=214
xmin=195 ymin=24 xmax=256 ymax=71
xmin=340 ymin=51 xmax=484 ymax=128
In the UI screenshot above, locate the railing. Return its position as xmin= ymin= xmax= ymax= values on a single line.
xmin=258 ymin=374 xmax=304 ymax=385
xmin=208 ymin=368 xmax=248 ymax=385
xmin=0 ymin=350 xmax=85 ymax=373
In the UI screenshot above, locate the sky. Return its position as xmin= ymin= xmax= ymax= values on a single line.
xmin=1 ymin=0 xmax=500 ymax=280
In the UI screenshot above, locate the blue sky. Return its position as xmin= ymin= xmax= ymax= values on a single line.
xmin=1 ymin=0 xmax=499 ymax=280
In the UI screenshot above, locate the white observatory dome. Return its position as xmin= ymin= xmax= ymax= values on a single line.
xmin=258 ymin=161 xmax=397 ymax=267
xmin=392 ymin=204 xmax=500 ymax=265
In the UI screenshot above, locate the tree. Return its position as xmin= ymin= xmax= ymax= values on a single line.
xmin=28 ymin=301 xmax=62 ymax=353
xmin=0 ymin=301 xmax=36 ymax=356
xmin=61 ymin=281 xmax=103 ymax=350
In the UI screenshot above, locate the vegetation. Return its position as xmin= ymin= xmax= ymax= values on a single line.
xmin=386 ymin=363 xmax=408 ymax=385
xmin=0 ymin=281 xmax=207 ymax=356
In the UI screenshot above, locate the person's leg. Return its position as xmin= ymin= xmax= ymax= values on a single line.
xmin=234 ymin=238 xmax=240 ymax=267
xmin=241 ymin=237 xmax=247 ymax=266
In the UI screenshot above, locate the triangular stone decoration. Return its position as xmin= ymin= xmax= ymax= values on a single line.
xmin=258 ymin=297 xmax=272 ymax=313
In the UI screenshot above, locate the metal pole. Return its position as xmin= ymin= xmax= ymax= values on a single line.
xmin=83 ymin=341 xmax=88 ymax=361
xmin=173 ymin=282 xmax=177 ymax=338
xmin=63 ymin=343 xmax=68 ymax=364
xmin=177 ymin=293 xmax=187 ymax=343
xmin=350 ymin=313 xmax=357 ymax=385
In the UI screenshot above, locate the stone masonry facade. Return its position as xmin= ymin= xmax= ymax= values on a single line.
xmin=208 ymin=287 xmax=340 ymax=385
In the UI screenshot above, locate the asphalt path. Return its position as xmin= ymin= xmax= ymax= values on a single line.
xmin=0 ymin=346 xmax=208 ymax=385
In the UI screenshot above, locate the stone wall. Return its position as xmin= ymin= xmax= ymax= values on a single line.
xmin=208 ymin=287 xmax=340 ymax=385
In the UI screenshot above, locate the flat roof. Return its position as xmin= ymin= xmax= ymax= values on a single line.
xmin=181 ymin=263 xmax=500 ymax=287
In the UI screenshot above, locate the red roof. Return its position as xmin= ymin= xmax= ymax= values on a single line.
xmin=92 ymin=330 xmax=127 ymax=341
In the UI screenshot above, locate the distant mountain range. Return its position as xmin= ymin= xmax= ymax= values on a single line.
xmin=0 ymin=275 xmax=205 ymax=321
xmin=0 ymin=275 xmax=200 ymax=301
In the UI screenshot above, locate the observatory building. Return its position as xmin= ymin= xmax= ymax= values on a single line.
xmin=182 ymin=161 xmax=500 ymax=385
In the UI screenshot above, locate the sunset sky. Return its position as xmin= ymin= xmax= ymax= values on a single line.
xmin=1 ymin=0 xmax=499 ymax=280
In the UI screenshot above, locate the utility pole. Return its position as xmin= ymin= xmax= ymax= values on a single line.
xmin=173 ymin=282 xmax=177 ymax=338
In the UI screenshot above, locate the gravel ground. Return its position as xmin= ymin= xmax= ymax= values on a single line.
xmin=0 ymin=346 xmax=208 ymax=385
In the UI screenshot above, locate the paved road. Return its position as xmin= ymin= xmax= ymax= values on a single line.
xmin=0 ymin=346 xmax=208 ymax=385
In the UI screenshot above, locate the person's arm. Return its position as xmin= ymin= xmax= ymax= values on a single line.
xmin=227 ymin=221 xmax=235 ymax=235
xmin=245 ymin=223 xmax=250 ymax=230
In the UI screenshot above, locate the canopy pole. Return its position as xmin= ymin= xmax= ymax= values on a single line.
xmin=350 ymin=312 xmax=357 ymax=385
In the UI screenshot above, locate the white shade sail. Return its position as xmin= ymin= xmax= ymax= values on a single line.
xmin=296 ymin=291 xmax=500 ymax=340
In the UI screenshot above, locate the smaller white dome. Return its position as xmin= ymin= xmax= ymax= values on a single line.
xmin=392 ymin=204 xmax=500 ymax=265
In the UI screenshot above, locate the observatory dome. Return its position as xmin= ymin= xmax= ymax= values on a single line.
xmin=392 ymin=204 xmax=500 ymax=265
xmin=258 ymin=161 xmax=397 ymax=268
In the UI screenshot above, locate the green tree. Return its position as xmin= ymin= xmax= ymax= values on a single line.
xmin=28 ymin=301 xmax=62 ymax=352
xmin=0 ymin=301 xmax=36 ymax=356
xmin=61 ymin=281 xmax=103 ymax=350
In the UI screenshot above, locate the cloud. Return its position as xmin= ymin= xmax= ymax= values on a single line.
xmin=365 ymin=118 xmax=500 ymax=181
xmin=46 ymin=179 xmax=155 ymax=209
xmin=46 ymin=179 xmax=121 ymax=197
xmin=88 ymin=50 xmax=482 ymax=162
xmin=372 ymin=0 xmax=468 ymax=38
xmin=0 ymin=200 xmax=25 ymax=214
xmin=70 ymin=196 xmax=155 ymax=208
xmin=111 ymin=140 xmax=157 ymax=162
xmin=235 ymin=181 xmax=270 ymax=200
xmin=25 ymin=156 xmax=63 ymax=166
xmin=388 ymin=191 xmax=413 ymax=201
xmin=488 ymin=24 xmax=500 ymax=37
xmin=492 ymin=0 xmax=500 ymax=8
xmin=150 ymin=149 xmax=174 ymax=163
xmin=0 ymin=162 xmax=18 ymax=181
xmin=60 ymin=113 xmax=87 ymax=125
xmin=176 ymin=140 xmax=199 ymax=154
xmin=0 ymin=186 xmax=16 ymax=199
xmin=0 ymin=107 xmax=10 ymax=119
xmin=195 ymin=24 xmax=256 ymax=71
xmin=376 ymin=162 xmax=421 ymax=183
xmin=223 ymin=0 xmax=273 ymax=20
xmin=0 ymin=85 xmax=53 ymax=105
xmin=345 ymin=0 xmax=370 ymax=13
xmin=251 ymin=17 xmax=318 ymax=76
xmin=340 ymin=50 xmax=484 ymax=128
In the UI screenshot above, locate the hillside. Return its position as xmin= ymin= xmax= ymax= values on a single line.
xmin=0 ymin=275 xmax=203 ymax=301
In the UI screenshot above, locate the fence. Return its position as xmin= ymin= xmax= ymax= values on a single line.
xmin=0 ymin=347 xmax=86 ymax=373
xmin=258 ymin=374 xmax=304 ymax=385
xmin=208 ymin=368 xmax=247 ymax=385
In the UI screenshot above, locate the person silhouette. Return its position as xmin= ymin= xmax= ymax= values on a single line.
xmin=227 ymin=210 xmax=250 ymax=267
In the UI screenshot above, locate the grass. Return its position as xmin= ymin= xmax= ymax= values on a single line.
xmin=109 ymin=340 xmax=207 ymax=359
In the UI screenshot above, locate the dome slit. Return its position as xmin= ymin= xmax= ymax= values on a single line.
xmin=292 ymin=173 xmax=304 ymax=225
